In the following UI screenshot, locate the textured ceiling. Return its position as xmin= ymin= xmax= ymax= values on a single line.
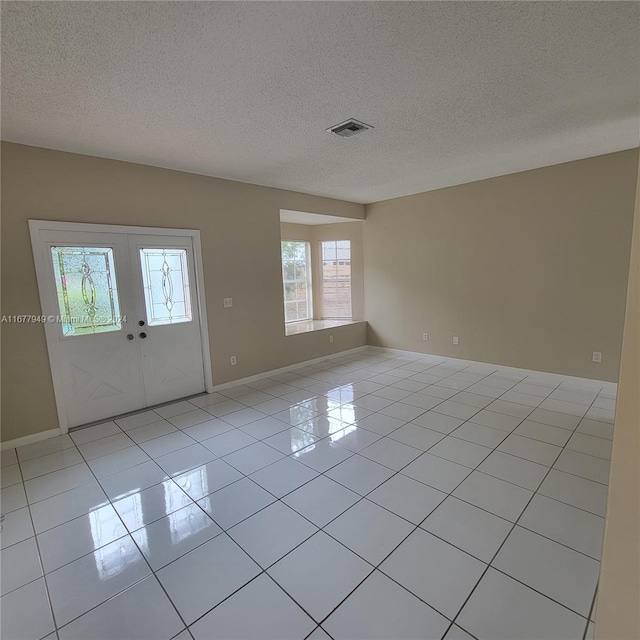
xmin=2 ymin=1 xmax=639 ymax=204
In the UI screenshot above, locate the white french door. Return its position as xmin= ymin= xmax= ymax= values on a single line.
xmin=30 ymin=221 xmax=210 ymax=431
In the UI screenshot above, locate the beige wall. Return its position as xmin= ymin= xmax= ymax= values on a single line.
xmin=364 ymin=150 xmax=639 ymax=381
xmin=280 ymin=221 xmax=365 ymax=321
xmin=595 ymin=160 xmax=640 ymax=640
xmin=0 ymin=142 xmax=366 ymax=442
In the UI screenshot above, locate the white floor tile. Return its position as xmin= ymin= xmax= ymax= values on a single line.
xmin=21 ymin=448 xmax=84 ymax=481
xmin=494 ymin=526 xmax=600 ymax=616
xmin=138 ymin=431 xmax=196 ymax=458
xmin=538 ymin=398 xmax=588 ymax=417
xmin=249 ymin=456 xmax=317 ymax=497
xmin=47 ymin=536 xmax=151 ymax=627
xmin=295 ymin=440 xmax=353 ymax=473
xmin=154 ymin=401 xmax=197 ymax=419
xmin=268 ymin=531 xmax=371 ymax=623
xmin=181 ymin=417 xmax=234 ymax=442
xmin=453 ymin=471 xmax=533 ymax=522
xmin=528 ymin=408 xmax=581 ymax=430
xmin=282 ymin=475 xmax=360 ymax=527
xmin=468 ymin=410 xmax=522 ymax=432
xmin=156 ymin=534 xmax=261 ymax=625
xmin=401 ymin=452 xmax=471 ymax=493
xmin=380 ymin=528 xmax=486 ymax=619
xmin=173 ymin=459 xmax=243 ymax=500
xmin=576 ymin=418 xmax=614 ymax=440
xmin=112 ymin=479 xmax=192 ymax=531
xmin=87 ymin=446 xmax=150 ymax=478
xmin=24 ymin=463 xmax=95 ymax=503
xmin=30 ymin=482 xmax=109 ymax=534
xmin=421 ymin=496 xmax=512 ymax=562
xmin=355 ymin=413 xmax=405 ymax=436
xmin=155 ymin=443 xmax=217 ymax=477
xmin=228 ymin=501 xmax=317 ymax=568
xmin=71 ymin=421 xmax=122 ymax=445
xmin=378 ymin=401 xmax=428 ymax=422
xmin=359 ymin=437 xmax=421 ymax=470
xmin=133 ymin=503 xmax=222 ymax=570
xmin=538 ymin=469 xmax=608 ymax=517
xmin=0 ymin=507 xmax=34 ymax=549
xmin=190 ymin=574 xmax=315 ymax=640
xmin=387 ymin=423 xmax=444 ymax=450
xmin=127 ymin=420 xmax=179 ymax=444
xmin=428 ymin=436 xmax=493 ymax=468
xmin=222 ymin=441 xmax=284 ymax=475
xmin=457 ymin=568 xmax=586 ymax=640
xmin=450 ymin=422 xmax=507 ymax=448
xmin=76 ymin=432 xmax=133 ymax=460
xmin=57 ymin=576 xmax=183 ymax=640
xmin=0 ymin=578 xmax=55 ymax=640
xmin=442 ymin=624 xmax=476 ymax=640
xmin=1 ymin=448 xmax=18 ymax=466
xmin=17 ymin=434 xmax=75 ymax=461
xmin=477 ymin=450 xmax=548 ymax=491
xmin=1 ymin=482 xmax=27 ymax=513
xmin=99 ymin=460 xmax=168 ymax=500
xmin=485 ymin=400 xmax=532 ymax=419
xmin=167 ymin=408 xmax=214 ymax=429
xmin=263 ymin=427 xmax=320 ymax=454
xmin=566 ymin=432 xmax=613 ymax=460
xmin=325 ymin=454 xmax=394 ymax=495
xmin=513 ymin=419 xmax=571 ymax=446
xmin=499 ymin=390 xmax=543 ymax=407
xmin=201 ymin=430 xmax=258 ymax=458
xmin=519 ymin=494 xmax=605 ymax=559
xmin=553 ymin=449 xmax=611 ymax=484
xmin=38 ymin=505 xmax=128 ymax=572
xmin=410 ymin=411 xmax=464 ymax=434
xmin=115 ymin=410 xmax=162 ymax=431
xmin=326 ymin=499 xmax=414 ymax=565
xmin=0 ymin=537 xmax=43 ymax=595
xmin=432 ymin=400 xmax=480 ymax=420
xmin=368 ymin=474 xmax=446 ymax=524
xmin=324 ymin=570 xmax=449 ymax=640
xmin=239 ymin=416 xmax=290 ymax=440
xmin=197 ymin=477 xmax=276 ymax=529
xmin=497 ymin=433 xmax=561 ymax=466
xmin=223 ymin=408 xmax=267 ymax=428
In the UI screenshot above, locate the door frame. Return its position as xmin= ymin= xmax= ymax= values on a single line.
xmin=29 ymin=219 xmax=214 ymax=433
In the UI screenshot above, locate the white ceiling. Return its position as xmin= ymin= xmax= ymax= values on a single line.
xmin=280 ymin=210 xmax=361 ymax=225
xmin=2 ymin=2 xmax=638 ymax=204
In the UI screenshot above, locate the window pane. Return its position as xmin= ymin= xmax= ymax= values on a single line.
xmin=139 ymin=248 xmax=193 ymax=326
xmin=51 ymin=246 xmax=122 ymax=336
xmin=281 ymin=241 xmax=312 ymax=323
xmin=321 ymin=240 xmax=352 ymax=319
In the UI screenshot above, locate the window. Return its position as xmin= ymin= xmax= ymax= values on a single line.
xmin=139 ymin=248 xmax=193 ymax=326
xmin=51 ymin=246 xmax=123 ymax=336
xmin=281 ymin=241 xmax=312 ymax=323
xmin=321 ymin=240 xmax=352 ymax=318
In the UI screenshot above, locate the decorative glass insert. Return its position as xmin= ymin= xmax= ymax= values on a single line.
xmin=281 ymin=241 xmax=312 ymax=323
xmin=321 ymin=240 xmax=352 ymax=319
xmin=139 ymin=248 xmax=193 ymax=326
xmin=51 ymin=246 xmax=123 ymax=337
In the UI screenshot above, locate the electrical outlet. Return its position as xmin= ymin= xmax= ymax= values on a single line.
xmin=422 ymin=332 xmax=429 ymax=341
xmin=230 ymin=355 xmax=237 ymax=365
xmin=452 ymin=336 xmax=459 ymax=346
xmin=592 ymin=351 xmax=602 ymax=363
xmin=329 ymin=335 xmax=334 ymax=344
xmin=223 ymin=298 xmax=233 ymax=308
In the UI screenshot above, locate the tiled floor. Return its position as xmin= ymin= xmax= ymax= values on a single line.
xmin=0 ymin=348 xmax=615 ymax=640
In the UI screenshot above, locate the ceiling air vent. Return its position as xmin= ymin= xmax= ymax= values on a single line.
xmin=327 ymin=119 xmax=373 ymax=138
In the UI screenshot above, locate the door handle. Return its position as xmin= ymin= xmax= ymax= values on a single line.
xmin=126 ymin=334 xmax=134 ymax=341
xmin=139 ymin=332 xmax=147 ymax=339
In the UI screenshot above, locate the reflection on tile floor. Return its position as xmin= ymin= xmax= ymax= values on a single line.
xmin=0 ymin=348 xmax=614 ymax=639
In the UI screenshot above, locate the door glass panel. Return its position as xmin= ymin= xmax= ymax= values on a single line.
xmin=139 ymin=248 xmax=193 ymax=326
xmin=50 ymin=246 xmax=123 ymax=336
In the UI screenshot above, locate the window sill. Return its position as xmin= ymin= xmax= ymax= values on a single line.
xmin=284 ymin=319 xmax=358 ymax=336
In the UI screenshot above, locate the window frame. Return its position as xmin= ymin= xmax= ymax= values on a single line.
xmin=281 ymin=240 xmax=313 ymax=324
xmin=319 ymin=239 xmax=352 ymax=320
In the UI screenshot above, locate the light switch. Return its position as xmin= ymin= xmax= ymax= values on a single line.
xmin=223 ymin=298 xmax=233 ymax=308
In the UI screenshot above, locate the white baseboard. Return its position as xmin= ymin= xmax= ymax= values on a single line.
xmin=211 ymin=345 xmax=369 ymax=392
xmin=367 ymin=346 xmax=616 ymax=390
xmin=1 ymin=428 xmax=62 ymax=451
